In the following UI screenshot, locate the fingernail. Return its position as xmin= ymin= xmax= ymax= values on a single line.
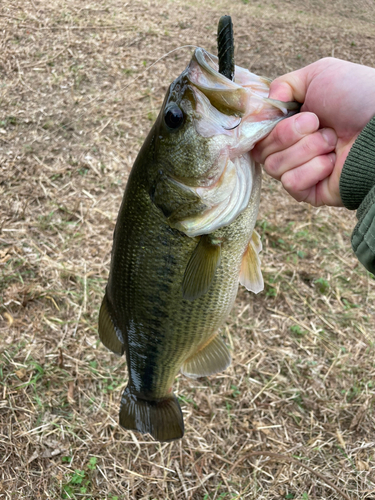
xmin=321 ymin=128 xmax=337 ymax=147
xmin=295 ymin=113 xmax=319 ymax=135
xmin=328 ymin=152 xmax=336 ymax=164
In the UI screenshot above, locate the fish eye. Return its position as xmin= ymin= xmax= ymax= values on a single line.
xmin=164 ymin=105 xmax=184 ymax=130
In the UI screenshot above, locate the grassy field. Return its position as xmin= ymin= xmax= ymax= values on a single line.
xmin=1 ymin=0 xmax=375 ymax=498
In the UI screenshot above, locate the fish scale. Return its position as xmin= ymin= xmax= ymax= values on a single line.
xmin=108 ymin=164 xmax=257 ymax=397
xmin=99 ymin=42 xmax=299 ymax=441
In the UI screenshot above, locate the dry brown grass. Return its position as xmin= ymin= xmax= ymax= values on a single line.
xmin=1 ymin=0 xmax=375 ymax=499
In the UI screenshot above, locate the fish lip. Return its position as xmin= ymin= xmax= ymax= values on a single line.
xmin=191 ymin=48 xmax=232 ymax=87
xmin=187 ymin=48 xmax=247 ymax=116
xmin=192 ymin=48 xmax=222 ymax=82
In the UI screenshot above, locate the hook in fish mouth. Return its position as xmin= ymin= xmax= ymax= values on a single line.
xmin=222 ymin=116 xmax=241 ymax=130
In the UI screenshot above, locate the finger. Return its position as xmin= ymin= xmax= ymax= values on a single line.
xmin=268 ymin=67 xmax=311 ymax=103
xmin=285 ymin=175 xmax=344 ymax=208
xmin=263 ymin=128 xmax=337 ymax=180
xmin=267 ymin=80 xmax=297 ymax=102
xmin=280 ymin=152 xmax=337 ymax=206
xmin=314 ymin=175 xmax=344 ymax=207
xmin=253 ymin=112 xmax=319 ymax=164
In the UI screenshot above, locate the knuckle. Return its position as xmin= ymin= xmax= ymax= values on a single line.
xmin=301 ymin=137 xmax=317 ymax=156
xmin=252 ymin=144 xmax=264 ymax=164
xmin=264 ymin=153 xmax=283 ymax=177
xmin=301 ymin=132 xmax=328 ymax=157
xmin=272 ymin=122 xmax=287 ymax=148
xmin=281 ymin=170 xmax=297 ymax=193
xmin=282 ymin=172 xmax=310 ymax=204
xmin=320 ymin=56 xmax=335 ymax=65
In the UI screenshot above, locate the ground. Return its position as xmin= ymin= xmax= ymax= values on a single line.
xmin=0 ymin=0 xmax=375 ymax=499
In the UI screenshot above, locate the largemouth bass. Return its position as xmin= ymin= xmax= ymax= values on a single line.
xmin=99 ymin=47 xmax=298 ymax=442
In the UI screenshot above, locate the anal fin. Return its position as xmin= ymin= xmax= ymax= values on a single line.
xmin=239 ymin=230 xmax=264 ymax=294
xmin=181 ymin=334 xmax=231 ymax=379
xmin=182 ymin=234 xmax=221 ymax=301
xmin=98 ymin=293 xmax=125 ymax=356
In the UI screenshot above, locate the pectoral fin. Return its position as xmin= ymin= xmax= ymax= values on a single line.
xmin=182 ymin=235 xmax=221 ymax=301
xmin=239 ymin=230 xmax=264 ymax=294
xmin=181 ymin=334 xmax=231 ymax=378
xmin=250 ymin=229 xmax=262 ymax=253
xmin=98 ymin=294 xmax=125 ymax=356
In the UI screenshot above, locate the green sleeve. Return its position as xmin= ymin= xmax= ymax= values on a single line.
xmin=339 ymin=116 xmax=375 ymax=274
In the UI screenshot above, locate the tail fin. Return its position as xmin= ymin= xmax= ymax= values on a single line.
xmin=119 ymin=386 xmax=184 ymax=442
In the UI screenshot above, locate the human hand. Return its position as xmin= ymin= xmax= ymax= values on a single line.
xmin=253 ymin=57 xmax=375 ymax=206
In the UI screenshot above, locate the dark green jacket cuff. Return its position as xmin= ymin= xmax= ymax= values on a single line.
xmin=351 ymin=187 xmax=375 ymax=274
xmin=340 ymin=116 xmax=375 ymax=210
xmin=339 ymin=116 xmax=375 ymax=274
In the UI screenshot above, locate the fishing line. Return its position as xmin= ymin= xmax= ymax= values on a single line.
xmin=37 ymin=44 xmax=199 ymax=145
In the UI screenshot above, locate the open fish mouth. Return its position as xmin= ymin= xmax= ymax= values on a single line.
xmin=163 ymin=48 xmax=299 ymax=238
xmin=187 ymin=47 xmax=299 ymax=137
xmin=188 ymin=48 xmax=248 ymax=116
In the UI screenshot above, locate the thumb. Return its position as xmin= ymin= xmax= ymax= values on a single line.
xmin=268 ymin=69 xmax=309 ymax=104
